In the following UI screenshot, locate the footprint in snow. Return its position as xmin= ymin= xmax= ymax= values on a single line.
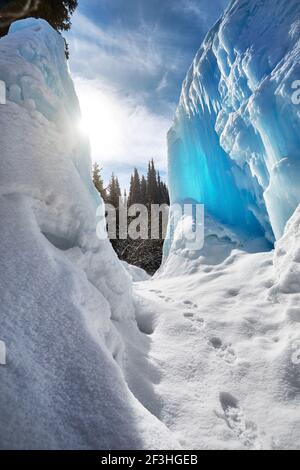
xmin=183 ymin=311 xmax=194 ymax=318
xmin=218 ymin=392 xmax=262 ymax=449
xmin=149 ymin=290 xmax=174 ymax=303
xmin=225 ymin=288 xmax=240 ymax=298
xmin=182 ymin=300 xmax=198 ymax=309
xmin=158 ymin=295 xmax=174 ymax=303
xmin=209 ymin=336 xmax=223 ymax=349
xmin=209 ymin=337 xmax=237 ymax=364
xmin=183 ymin=311 xmax=205 ymax=328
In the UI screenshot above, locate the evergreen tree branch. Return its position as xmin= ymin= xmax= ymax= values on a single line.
xmin=0 ymin=0 xmax=39 ymax=27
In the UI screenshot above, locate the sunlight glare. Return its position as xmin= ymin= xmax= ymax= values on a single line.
xmin=77 ymin=85 xmax=121 ymax=158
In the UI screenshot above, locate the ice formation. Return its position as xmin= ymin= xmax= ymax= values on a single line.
xmin=168 ymin=0 xmax=300 ymax=243
xmin=0 ymin=19 xmax=177 ymax=450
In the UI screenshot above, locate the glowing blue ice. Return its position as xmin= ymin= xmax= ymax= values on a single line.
xmin=168 ymin=0 xmax=300 ymax=243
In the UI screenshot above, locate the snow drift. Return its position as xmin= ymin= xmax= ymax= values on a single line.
xmin=142 ymin=206 xmax=300 ymax=449
xmin=0 ymin=19 xmax=177 ymax=450
xmin=168 ymin=0 xmax=300 ymax=243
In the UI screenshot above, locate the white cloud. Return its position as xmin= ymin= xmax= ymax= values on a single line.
xmin=69 ymin=12 xmax=165 ymax=81
xmin=172 ymin=0 xmax=228 ymax=25
xmin=74 ymin=77 xmax=170 ymax=173
xmin=172 ymin=0 xmax=207 ymax=24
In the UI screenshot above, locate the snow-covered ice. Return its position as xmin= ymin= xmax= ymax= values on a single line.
xmin=122 ymin=261 xmax=150 ymax=283
xmin=0 ymin=19 xmax=177 ymax=450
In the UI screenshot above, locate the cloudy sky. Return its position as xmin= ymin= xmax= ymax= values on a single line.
xmin=66 ymin=0 xmax=228 ymax=189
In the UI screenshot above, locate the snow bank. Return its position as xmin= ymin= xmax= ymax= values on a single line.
xmin=0 ymin=19 xmax=177 ymax=449
xmin=273 ymin=204 xmax=300 ymax=294
xmin=122 ymin=262 xmax=150 ymax=282
xmin=142 ymin=205 xmax=300 ymax=449
xmin=168 ymin=0 xmax=300 ymax=244
xmin=161 ymin=210 xmax=270 ymax=278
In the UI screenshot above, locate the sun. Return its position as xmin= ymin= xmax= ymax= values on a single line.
xmin=77 ymin=82 xmax=122 ymax=158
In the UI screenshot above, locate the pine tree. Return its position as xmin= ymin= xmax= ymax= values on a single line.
xmin=147 ymin=159 xmax=159 ymax=204
xmin=92 ymin=162 xmax=106 ymax=201
xmin=123 ymin=189 xmax=128 ymax=207
xmin=156 ymin=172 xmax=170 ymax=205
xmin=107 ymin=173 xmax=121 ymax=208
xmin=140 ymin=175 xmax=147 ymax=205
xmin=104 ymin=160 xmax=170 ymax=275
xmin=134 ymin=168 xmax=142 ymax=203
xmin=128 ymin=174 xmax=134 ymax=207
xmin=157 ymin=171 xmax=163 ymax=203
xmin=159 ymin=180 xmax=169 ymax=205
xmin=146 ymin=160 xmax=153 ymax=204
xmin=128 ymin=168 xmax=142 ymax=205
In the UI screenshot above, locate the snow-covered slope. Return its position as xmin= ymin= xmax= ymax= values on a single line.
xmin=134 ymin=206 xmax=300 ymax=450
xmin=0 ymin=19 xmax=177 ymax=450
xmin=168 ymin=0 xmax=300 ymax=242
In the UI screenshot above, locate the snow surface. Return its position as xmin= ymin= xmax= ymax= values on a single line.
xmin=1 ymin=8 xmax=300 ymax=451
xmin=122 ymin=261 xmax=150 ymax=282
xmin=133 ymin=207 xmax=300 ymax=449
xmin=168 ymin=0 xmax=300 ymax=243
xmin=0 ymin=19 xmax=177 ymax=450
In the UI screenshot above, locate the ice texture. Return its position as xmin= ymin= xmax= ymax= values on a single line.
xmin=168 ymin=0 xmax=300 ymax=243
xmin=0 ymin=19 xmax=177 ymax=450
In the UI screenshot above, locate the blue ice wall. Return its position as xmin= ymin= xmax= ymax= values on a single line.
xmin=168 ymin=0 xmax=300 ymax=242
